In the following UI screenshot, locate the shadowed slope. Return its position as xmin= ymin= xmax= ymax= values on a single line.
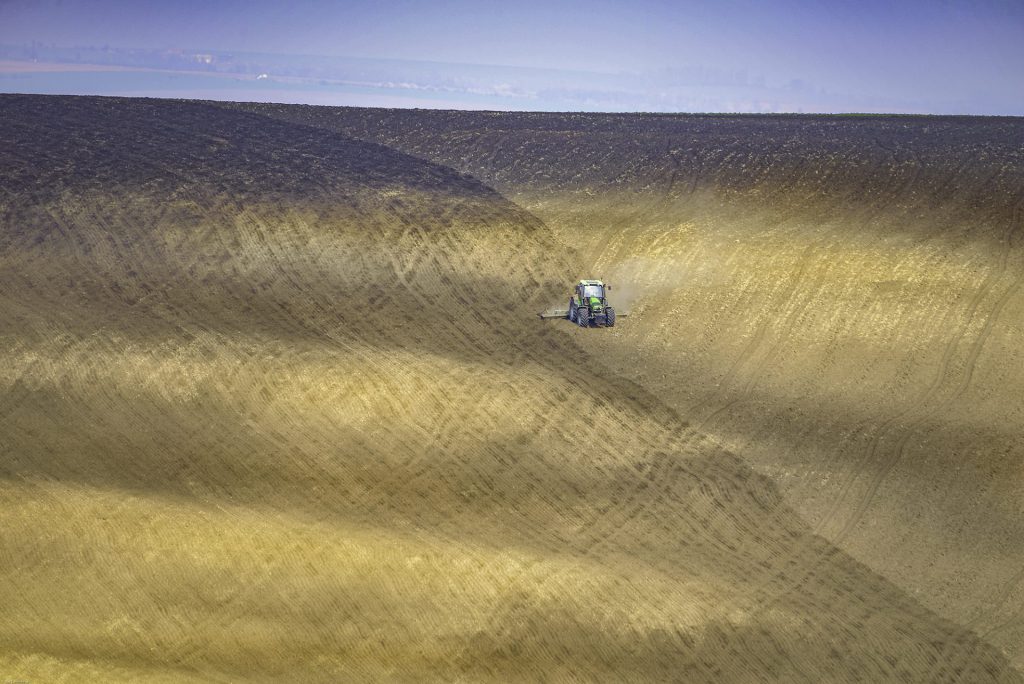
xmin=1 ymin=96 xmax=1021 ymax=681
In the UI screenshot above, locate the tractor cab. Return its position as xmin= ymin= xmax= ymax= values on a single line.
xmin=578 ymin=280 xmax=606 ymax=302
xmin=576 ymin=280 xmax=606 ymax=312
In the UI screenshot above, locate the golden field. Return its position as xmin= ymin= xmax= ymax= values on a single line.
xmin=1 ymin=95 xmax=1022 ymax=681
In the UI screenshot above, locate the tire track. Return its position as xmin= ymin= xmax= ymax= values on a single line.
xmin=831 ymin=188 xmax=1023 ymax=545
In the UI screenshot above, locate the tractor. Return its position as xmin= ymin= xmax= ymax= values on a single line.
xmin=569 ymin=279 xmax=616 ymax=327
xmin=569 ymin=279 xmax=615 ymax=327
xmin=537 ymin=279 xmax=624 ymax=326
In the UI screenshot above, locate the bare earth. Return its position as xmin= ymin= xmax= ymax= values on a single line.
xmin=1 ymin=95 xmax=1022 ymax=682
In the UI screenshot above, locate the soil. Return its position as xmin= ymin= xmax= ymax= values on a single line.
xmin=1 ymin=94 xmax=1022 ymax=681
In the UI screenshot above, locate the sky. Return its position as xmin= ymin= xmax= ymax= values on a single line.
xmin=0 ymin=0 xmax=1022 ymax=114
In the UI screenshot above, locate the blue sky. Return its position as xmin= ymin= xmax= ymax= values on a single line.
xmin=1 ymin=0 xmax=1021 ymax=114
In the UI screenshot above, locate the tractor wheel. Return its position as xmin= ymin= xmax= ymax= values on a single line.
xmin=569 ymin=299 xmax=577 ymax=322
xmin=606 ymin=307 xmax=616 ymax=327
xmin=577 ymin=309 xmax=589 ymax=327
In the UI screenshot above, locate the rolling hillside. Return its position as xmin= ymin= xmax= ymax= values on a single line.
xmin=1 ymin=95 xmax=1021 ymax=681
xmin=233 ymin=102 xmax=1024 ymax=672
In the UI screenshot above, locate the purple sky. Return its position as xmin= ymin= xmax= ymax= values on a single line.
xmin=1 ymin=0 xmax=1021 ymax=114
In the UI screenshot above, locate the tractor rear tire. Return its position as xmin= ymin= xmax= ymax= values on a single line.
xmin=606 ymin=307 xmax=616 ymax=327
xmin=569 ymin=299 xmax=577 ymax=322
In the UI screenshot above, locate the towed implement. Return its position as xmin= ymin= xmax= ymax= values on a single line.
xmin=538 ymin=279 xmax=625 ymax=327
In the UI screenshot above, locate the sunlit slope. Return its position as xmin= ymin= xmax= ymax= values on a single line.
xmin=232 ymin=103 xmax=1024 ymax=668
xmin=1 ymin=95 xmax=1020 ymax=682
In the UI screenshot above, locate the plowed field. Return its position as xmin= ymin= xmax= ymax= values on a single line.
xmin=2 ymin=95 xmax=1022 ymax=682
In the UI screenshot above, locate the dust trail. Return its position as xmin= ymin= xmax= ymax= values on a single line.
xmin=605 ymin=249 xmax=736 ymax=314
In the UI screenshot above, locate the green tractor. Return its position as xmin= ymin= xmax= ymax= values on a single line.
xmin=569 ymin=279 xmax=616 ymax=327
xmin=537 ymin=279 xmax=625 ymax=326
